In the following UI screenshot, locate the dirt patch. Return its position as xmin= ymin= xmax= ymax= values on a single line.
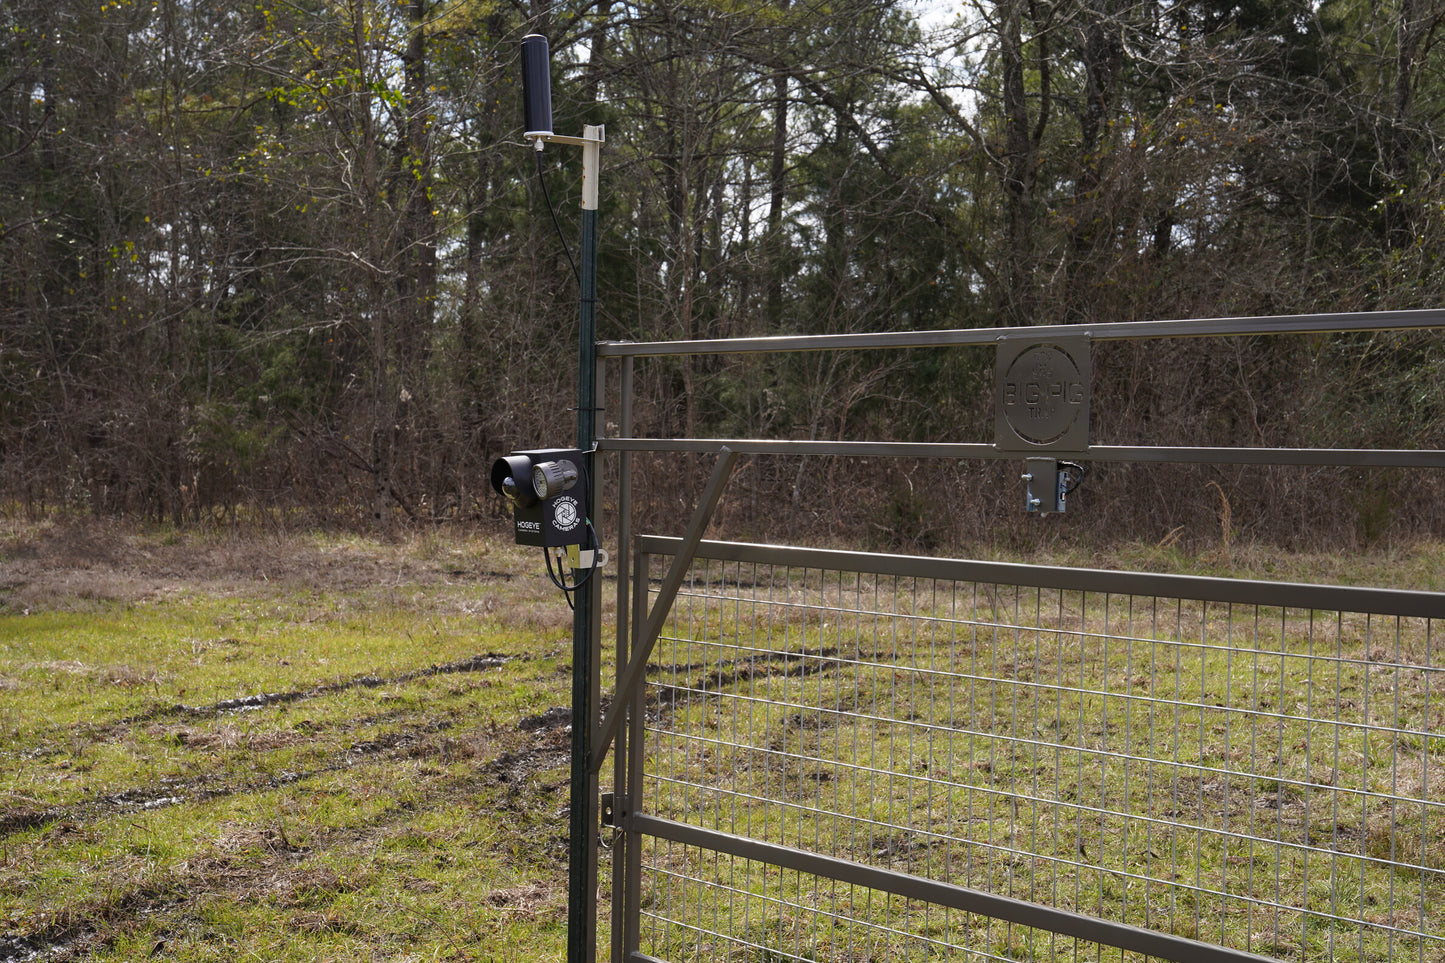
xmin=485 ymin=881 xmax=555 ymax=917
xmin=0 ymin=520 xmax=522 ymax=613
xmin=517 ymin=706 xmax=572 ymax=732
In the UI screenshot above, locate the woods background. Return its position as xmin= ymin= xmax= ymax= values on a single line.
xmin=2 ymin=0 xmax=1443 ymax=548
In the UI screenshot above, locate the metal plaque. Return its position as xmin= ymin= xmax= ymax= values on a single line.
xmin=994 ymin=335 xmax=1091 ymax=454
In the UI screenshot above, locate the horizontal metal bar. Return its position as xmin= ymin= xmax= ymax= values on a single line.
xmin=636 ymin=537 xmax=1445 ymax=619
xmin=597 ymin=308 xmax=1445 ymax=358
xmin=597 ymin=437 xmax=1445 ymax=468
xmin=601 ymin=438 xmax=998 ymax=458
xmin=1082 ymin=445 xmax=1445 ymax=467
xmin=629 ymin=813 xmax=1283 ymax=963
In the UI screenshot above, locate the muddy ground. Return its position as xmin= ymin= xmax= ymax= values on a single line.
xmin=0 ymin=521 xmax=584 ymax=962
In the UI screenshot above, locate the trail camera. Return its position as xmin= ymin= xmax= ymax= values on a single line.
xmin=490 ymin=448 xmax=589 ymax=548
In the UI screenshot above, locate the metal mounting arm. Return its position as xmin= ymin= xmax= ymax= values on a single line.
xmin=528 ymin=129 xmax=606 ymax=149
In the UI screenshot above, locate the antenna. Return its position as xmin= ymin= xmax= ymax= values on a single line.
xmin=521 ymin=34 xmax=553 ymax=146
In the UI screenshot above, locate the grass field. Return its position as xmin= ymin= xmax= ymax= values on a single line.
xmin=3 ymin=521 xmax=1441 ymax=963
xmin=0 ymin=521 xmax=585 ymax=962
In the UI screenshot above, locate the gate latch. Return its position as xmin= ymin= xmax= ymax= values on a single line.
xmin=600 ymin=791 xmax=617 ymax=827
xmin=1022 ymin=458 xmax=1087 ymax=514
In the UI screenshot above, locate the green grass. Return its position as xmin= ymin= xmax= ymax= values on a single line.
xmin=0 ymin=524 xmax=581 ymax=961
xmin=3 ymin=523 xmax=1441 ymax=962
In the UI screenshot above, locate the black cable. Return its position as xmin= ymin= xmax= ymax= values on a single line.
xmin=541 ymin=520 xmax=601 ymax=608
xmin=536 ymin=151 xmax=581 ymax=285
xmin=532 ymin=148 xmax=624 ymax=330
xmin=1059 ymin=461 xmax=1088 ymax=495
xmin=544 ymin=544 xmax=567 ymax=590
xmin=544 ymin=546 xmax=578 ymax=610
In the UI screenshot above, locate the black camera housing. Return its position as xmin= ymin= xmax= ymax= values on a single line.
xmin=490 ymin=448 xmax=589 ymax=547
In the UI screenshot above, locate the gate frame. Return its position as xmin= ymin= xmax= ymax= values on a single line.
xmin=582 ymin=308 xmax=1445 ymax=963
xmin=616 ymin=534 xmax=1445 ymax=963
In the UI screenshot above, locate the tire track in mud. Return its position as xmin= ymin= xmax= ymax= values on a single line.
xmin=6 ymin=653 xmax=520 ymax=764
xmin=0 ymin=649 xmax=834 ymax=959
xmin=0 ymin=654 xmax=521 ymax=838
xmin=1 ymin=716 xmax=455 ymax=838
xmin=0 ymin=719 xmax=575 ymax=963
xmin=1 ymin=706 xmax=573 ymax=837
xmin=3 ymin=646 xmax=835 ymax=838
xmin=652 ymin=646 xmax=840 ymax=709
xmin=0 ymin=876 xmax=187 ymax=963
xmin=119 ymin=652 xmax=517 ymax=726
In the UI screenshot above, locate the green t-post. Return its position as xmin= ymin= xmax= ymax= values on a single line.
xmin=569 ymin=124 xmax=604 ymax=963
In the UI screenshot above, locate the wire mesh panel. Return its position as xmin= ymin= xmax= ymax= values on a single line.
xmin=621 ymin=539 xmax=1445 ymax=963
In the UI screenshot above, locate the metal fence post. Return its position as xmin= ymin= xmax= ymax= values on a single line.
xmin=568 ymin=124 xmax=604 ymax=963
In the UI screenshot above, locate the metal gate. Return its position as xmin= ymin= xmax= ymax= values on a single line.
xmin=583 ymin=311 xmax=1445 ymax=963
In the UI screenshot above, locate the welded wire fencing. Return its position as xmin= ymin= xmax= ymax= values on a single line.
xmin=615 ymin=538 xmax=1445 ymax=963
